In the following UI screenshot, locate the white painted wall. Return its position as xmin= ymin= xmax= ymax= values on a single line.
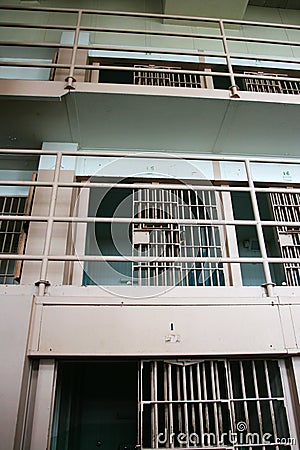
xmin=0 ymin=288 xmax=33 ymax=450
xmin=28 ymin=287 xmax=300 ymax=356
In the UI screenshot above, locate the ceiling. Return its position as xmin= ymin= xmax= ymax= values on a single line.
xmin=162 ymin=0 xmax=300 ymax=24
xmin=163 ymin=0 xmax=249 ymax=21
xmin=248 ymin=0 xmax=300 ymax=9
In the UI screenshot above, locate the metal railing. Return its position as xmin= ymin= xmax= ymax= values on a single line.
xmin=0 ymin=149 xmax=300 ymax=295
xmin=133 ymin=65 xmax=202 ymax=88
xmin=139 ymin=359 xmax=291 ymax=450
xmin=244 ymin=71 xmax=300 ymax=94
xmin=1 ymin=5 xmax=300 ymax=96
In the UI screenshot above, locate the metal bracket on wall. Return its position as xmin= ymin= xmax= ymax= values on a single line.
xmin=35 ymin=279 xmax=51 ymax=296
xmin=229 ymin=85 xmax=240 ymax=98
xmin=65 ymin=76 xmax=76 ymax=90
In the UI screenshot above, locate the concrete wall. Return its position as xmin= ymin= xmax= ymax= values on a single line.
xmin=0 ymin=287 xmax=34 ymax=450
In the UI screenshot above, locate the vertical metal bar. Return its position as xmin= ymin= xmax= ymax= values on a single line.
xmin=219 ymin=20 xmax=239 ymax=98
xmin=8 ymin=199 xmax=18 ymax=255
xmin=264 ymin=361 xmax=278 ymax=441
xmin=170 ymin=191 xmax=177 ymax=286
xmin=163 ymin=190 xmax=168 ymax=286
xmin=132 ymin=188 xmax=137 ymax=285
xmin=177 ymin=366 xmax=183 ymax=446
xmin=226 ymin=361 xmax=236 ymax=434
xmin=210 ymin=361 xmax=220 ymax=439
xmin=252 ymin=361 xmax=264 ymax=440
xmin=168 ymin=364 xmax=174 ymax=449
xmin=202 ymin=363 xmax=210 ymax=432
xmin=182 ymin=364 xmax=189 ymax=443
xmin=189 ymin=365 xmax=196 ymax=435
xmin=147 ymin=188 xmax=151 ymax=285
xmin=150 ymin=362 xmax=155 ymax=448
xmin=164 ymin=363 xmax=169 ymax=448
xmin=179 ymin=190 xmax=188 ymax=285
xmin=0 ymin=197 xmax=5 ymax=253
xmin=139 ymin=188 xmax=144 ymax=285
xmin=220 ymin=187 xmax=243 ymax=287
xmin=171 ymin=190 xmax=177 ymax=284
xmin=2 ymin=197 xmax=11 ymax=255
xmin=6 ymin=198 xmax=15 ymax=280
xmin=3 ymin=197 xmax=13 ymax=282
xmin=138 ymin=361 xmax=143 ymax=449
xmin=245 ymin=159 xmax=274 ymax=296
xmin=38 ymin=152 xmax=62 ymax=296
xmin=154 ymin=188 xmax=159 ymax=286
xmin=188 ymin=190 xmax=197 ymax=286
xmin=175 ymin=189 xmax=181 ymax=285
xmin=195 ymin=189 xmax=202 ymax=286
xmin=196 ymin=363 xmax=204 ymax=437
xmin=172 ymin=71 xmax=176 ymax=87
xmin=154 ymin=361 xmax=158 ymax=448
xmin=214 ymin=362 xmax=224 ymax=435
xmin=65 ymin=10 xmax=82 ymax=89
xmin=204 ymin=224 xmax=210 ymax=284
xmin=240 ymin=361 xmax=250 ymax=433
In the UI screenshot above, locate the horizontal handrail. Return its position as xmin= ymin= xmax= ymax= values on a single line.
xmin=1 ymin=5 xmax=300 ymax=96
xmin=0 ymin=22 xmax=77 ymax=30
xmin=1 ymin=253 xmax=300 ymax=264
xmin=1 ymin=215 xmax=300 ymax=228
xmin=2 ymin=180 xmax=300 ymax=196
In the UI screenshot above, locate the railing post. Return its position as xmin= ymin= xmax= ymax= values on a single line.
xmin=37 ymin=152 xmax=62 ymax=296
xmin=65 ymin=10 xmax=82 ymax=89
xmin=245 ymin=159 xmax=275 ymax=297
xmin=219 ymin=20 xmax=240 ymax=98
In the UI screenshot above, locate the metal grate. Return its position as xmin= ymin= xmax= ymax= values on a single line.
xmin=132 ymin=187 xmax=224 ymax=286
xmin=270 ymin=191 xmax=300 ymax=286
xmin=0 ymin=196 xmax=27 ymax=284
xmin=134 ymin=65 xmax=202 ymax=88
xmin=244 ymin=72 xmax=300 ymax=95
xmin=139 ymin=359 xmax=292 ymax=449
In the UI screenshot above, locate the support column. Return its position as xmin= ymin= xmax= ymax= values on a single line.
xmin=213 ymin=161 xmax=242 ymax=287
xmin=221 ymin=190 xmax=243 ymax=287
xmin=29 ymin=359 xmax=56 ymax=450
xmin=22 ymin=142 xmax=78 ymax=286
xmin=54 ymin=31 xmax=89 ymax=83
xmin=291 ymin=356 xmax=300 ymax=438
